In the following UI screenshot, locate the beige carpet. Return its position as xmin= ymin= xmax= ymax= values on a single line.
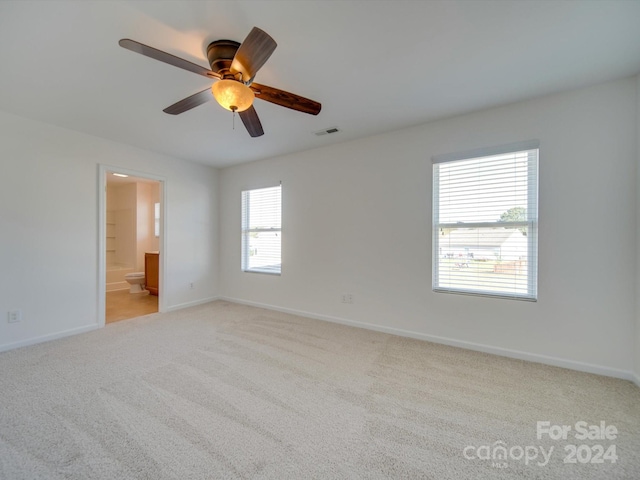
xmin=0 ymin=301 xmax=638 ymax=479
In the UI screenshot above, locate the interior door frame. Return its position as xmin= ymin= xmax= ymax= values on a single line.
xmin=97 ymin=164 xmax=167 ymax=327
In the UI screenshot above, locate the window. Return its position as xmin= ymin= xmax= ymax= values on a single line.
xmin=241 ymin=184 xmax=282 ymax=274
xmin=432 ymin=142 xmax=538 ymax=300
xmin=154 ymin=202 xmax=160 ymax=237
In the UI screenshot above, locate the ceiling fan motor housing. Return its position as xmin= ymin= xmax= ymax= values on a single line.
xmin=206 ymin=40 xmax=241 ymax=77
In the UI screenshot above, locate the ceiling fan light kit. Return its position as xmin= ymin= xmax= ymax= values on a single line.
xmin=211 ymin=80 xmax=254 ymax=112
xmin=119 ymin=27 xmax=321 ymax=138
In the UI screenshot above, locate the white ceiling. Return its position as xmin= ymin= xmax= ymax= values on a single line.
xmin=1 ymin=1 xmax=639 ymax=168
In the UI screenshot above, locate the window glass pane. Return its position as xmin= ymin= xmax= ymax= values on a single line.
xmin=436 ymin=226 xmax=531 ymax=296
xmin=245 ymin=187 xmax=281 ymax=229
xmin=154 ymin=202 xmax=160 ymax=237
xmin=244 ymin=230 xmax=281 ymax=274
xmin=438 ymin=151 xmax=533 ymax=224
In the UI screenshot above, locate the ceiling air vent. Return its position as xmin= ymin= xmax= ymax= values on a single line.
xmin=315 ymin=126 xmax=340 ymax=136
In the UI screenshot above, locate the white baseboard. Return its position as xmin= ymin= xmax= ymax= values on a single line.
xmin=164 ymin=296 xmax=219 ymax=313
xmin=219 ymin=296 xmax=636 ymax=383
xmin=0 ymin=296 xmax=219 ymax=354
xmin=0 ymin=324 xmax=101 ymax=353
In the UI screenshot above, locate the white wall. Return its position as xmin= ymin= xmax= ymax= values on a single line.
xmin=636 ymin=74 xmax=640 ymax=385
xmin=0 ymin=111 xmax=219 ymax=351
xmin=219 ymin=77 xmax=638 ymax=379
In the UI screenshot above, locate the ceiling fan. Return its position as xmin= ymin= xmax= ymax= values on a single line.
xmin=119 ymin=27 xmax=321 ymax=137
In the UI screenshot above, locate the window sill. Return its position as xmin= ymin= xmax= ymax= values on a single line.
xmin=242 ymin=268 xmax=281 ymax=276
xmin=433 ymin=287 xmax=537 ymax=302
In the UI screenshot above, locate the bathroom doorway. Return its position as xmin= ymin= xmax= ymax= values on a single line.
xmin=98 ymin=166 xmax=165 ymax=326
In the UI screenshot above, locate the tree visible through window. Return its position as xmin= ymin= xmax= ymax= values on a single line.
xmin=432 ymin=144 xmax=538 ymax=300
xmin=241 ymin=185 xmax=282 ymax=274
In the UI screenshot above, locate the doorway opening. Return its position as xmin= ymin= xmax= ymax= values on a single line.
xmin=98 ymin=166 xmax=165 ymax=326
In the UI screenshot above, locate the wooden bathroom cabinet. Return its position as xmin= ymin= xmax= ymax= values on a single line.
xmin=145 ymin=252 xmax=159 ymax=296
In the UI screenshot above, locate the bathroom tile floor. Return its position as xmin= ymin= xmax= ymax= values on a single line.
xmin=105 ymin=289 xmax=158 ymax=324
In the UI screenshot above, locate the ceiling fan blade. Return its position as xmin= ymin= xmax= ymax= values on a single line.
xmin=250 ymin=83 xmax=321 ymax=115
xmin=119 ymin=39 xmax=220 ymax=80
xmin=239 ymin=106 xmax=264 ymax=137
xmin=230 ymin=27 xmax=277 ymax=83
xmin=163 ymin=88 xmax=213 ymax=115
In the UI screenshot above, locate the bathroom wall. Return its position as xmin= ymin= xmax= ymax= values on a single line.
xmin=107 ymin=179 xmax=161 ymax=277
xmin=106 ymin=183 xmax=136 ymax=269
xmin=135 ymin=181 xmax=160 ymax=272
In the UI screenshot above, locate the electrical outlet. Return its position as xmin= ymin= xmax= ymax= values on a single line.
xmin=341 ymin=294 xmax=354 ymax=304
xmin=8 ymin=309 xmax=22 ymax=323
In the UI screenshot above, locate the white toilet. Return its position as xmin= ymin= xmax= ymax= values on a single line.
xmin=124 ymin=272 xmax=146 ymax=293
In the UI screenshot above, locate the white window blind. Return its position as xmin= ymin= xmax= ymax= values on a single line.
xmin=241 ymin=184 xmax=282 ymax=275
xmin=432 ymin=144 xmax=538 ymax=300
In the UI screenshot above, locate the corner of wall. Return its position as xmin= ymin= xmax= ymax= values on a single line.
xmin=635 ymin=73 xmax=640 ymax=387
xmin=212 ymin=166 xmax=222 ymax=298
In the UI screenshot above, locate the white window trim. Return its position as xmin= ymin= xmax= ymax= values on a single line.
xmin=432 ymin=141 xmax=539 ymax=301
xmin=241 ymin=183 xmax=282 ymax=275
